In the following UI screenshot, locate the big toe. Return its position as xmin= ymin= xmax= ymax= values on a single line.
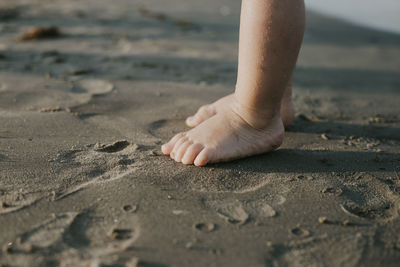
xmin=185 ymin=105 xmax=216 ymax=127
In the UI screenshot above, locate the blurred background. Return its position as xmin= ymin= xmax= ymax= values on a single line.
xmin=306 ymin=0 xmax=400 ymax=34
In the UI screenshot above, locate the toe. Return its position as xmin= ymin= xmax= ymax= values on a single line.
xmin=181 ymin=143 xmax=204 ymax=165
xmin=161 ymin=132 xmax=185 ymax=155
xmin=174 ymin=140 xmax=193 ymax=162
xmin=170 ymin=136 xmax=188 ymax=160
xmin=194 ymin=148 xmax=213 ymax=167
xmin=186 ymin=105 xmax=216 ymax=127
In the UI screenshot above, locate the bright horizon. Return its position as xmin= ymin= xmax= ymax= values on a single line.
xmin=306 ymin=0 xmax=400 ymax=34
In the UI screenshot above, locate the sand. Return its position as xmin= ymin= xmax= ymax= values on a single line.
xmin=1 ymin=0 xmax=400 ymax=266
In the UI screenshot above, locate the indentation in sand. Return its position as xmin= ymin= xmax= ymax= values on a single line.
xmin=88 ymin=214 xmax=141 ymax=260
xmin=0 ymin=191 xmax=41 ymax=215
xmin=206 ymin=200 xmax=249 ymax=224
xmin=205 ymin=198 xmax=278 ymax=224
xmin=74 ymin=79 xmax=114 ymax=96
xmin=340 ymin=202 xmax=394 ymax=220
xmin=52 ymin=140 xmax=141 ymax=200
xmin=194 ymin=222 xmax=216 ymax=233
xmin=290 ymin=227 xmax=310 ymax=237
xmin=245 ymin=200 xmax=277 ymax=218
xmin=267 ymin=233 xmax=368 ymax=267
xmin=59 ymin=213 xmax=141 ymax=267
xmin=94 ymin=140 xmax=131 ymax=153
xmin=338 ymin=173 xmax=399 ymax=221
xmin=19 ymin=212 xmax=78 ymax=248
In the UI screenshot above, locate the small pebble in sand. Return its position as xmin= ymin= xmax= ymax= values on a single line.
xmin=194 ymin=223 xmax=216 ymax=233
xmin=342 ymin=220 xmax=351 ymax=226
xmin=148 ymin=150 xmax=163 ymax=156
xmin=297 ymin=113 xmax=321 ymax=122
xmin=122 ymin=204 xmax=137 ymax=213
xmin=172 ymin=210 xmax=185 ymax=215
xmin=24 ymin=244 xmax=36 ymax=253
xmin=318 ymin=216 xmax=328 ymax=224
xmin=19 ymin=26 xmax=61 ymax=41
xmin=185 ymin=242 xmax=193 ymax=249
xmin=2 ymin=243 xmax=13 ymax=254
xmin=306 ymin=176 xmax=314 ymax=181
xmin=321 ymin=133 xmax=330 ymax=140
xmin=368 ymin=115 xmax=385 ymax=124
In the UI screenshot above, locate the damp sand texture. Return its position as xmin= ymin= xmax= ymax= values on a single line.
xmin=1 ymin=0 xmax=400 ymax=266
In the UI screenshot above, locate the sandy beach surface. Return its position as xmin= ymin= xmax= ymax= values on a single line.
xmin=1 ymin=0 xmax=400 ymax=266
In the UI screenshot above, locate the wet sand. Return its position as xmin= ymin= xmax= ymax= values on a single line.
xmin=1 ymin=0 xmax=400 ymax=266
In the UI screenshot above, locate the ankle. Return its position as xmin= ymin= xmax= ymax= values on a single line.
xmin=231 ymin=94 xmax=283 ymax=130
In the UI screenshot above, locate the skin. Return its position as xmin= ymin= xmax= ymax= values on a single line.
xmin=162 ymin=0 xmax=305 ymax=166
xmin=185 ymin=84 xmax=295 ymax=129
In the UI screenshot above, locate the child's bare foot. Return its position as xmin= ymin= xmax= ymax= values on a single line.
xmin=162 ymin=97 xmax=284 ymax=166
xmin=186 ymin=87 xmax=294 ymax=129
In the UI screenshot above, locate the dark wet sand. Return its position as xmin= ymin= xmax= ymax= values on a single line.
xmin=1 ymin=0 xmax=400 ymax=266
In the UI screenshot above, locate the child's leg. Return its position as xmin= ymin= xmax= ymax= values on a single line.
xmin=162 ymin=0 xmax=305 ymax=166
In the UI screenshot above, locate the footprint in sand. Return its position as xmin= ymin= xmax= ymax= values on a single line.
xmin=52 ymin=140 xmax=141 ymax=200
xmin=0 ymin=76 xmax=114 ymax=112
xmin=60 ymin=78 xmax=114 ymax=110
xmin=205 ymin=198 xmax=277 ymax=224
xmin=338 ymin=174 xmax=399 ymax=221
xmin=17 ymin=212 xmax=79 ymax=249
xmin=73 ymin=79 xmax=114 ymax=96
xmin=205 ymin=199 xmax=249 ymax=224
xmin=94 ymin=140 xmax=130 ymax=153
xmin=267 ymin=233 xmax=368 ymax=267
xmin=244 ymin=199 xmax=277 ymax=218
xmin=0 ymin=191 xmax=41 ymax=215
xmin=65 ymin=214 xmax=141 ymax=266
